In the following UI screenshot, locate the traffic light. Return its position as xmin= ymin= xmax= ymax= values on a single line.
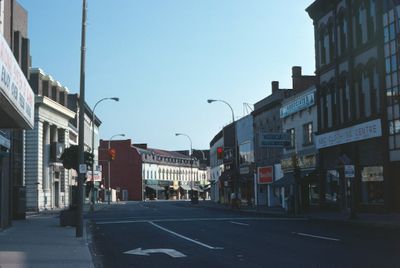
xmin=217 ymin=147 xmax=224 ymax=160
xmin=108 ymin=148 xmax=116 ymax=161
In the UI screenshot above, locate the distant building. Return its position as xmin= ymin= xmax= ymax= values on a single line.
xmin=98 ymin=139 xmax=208 ymax=201
xmin=209 ymin=130 xmax=224 ymax=203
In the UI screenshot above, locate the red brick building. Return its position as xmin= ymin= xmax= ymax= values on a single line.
xmin=99 ymin=139 xmax=142 ymax=201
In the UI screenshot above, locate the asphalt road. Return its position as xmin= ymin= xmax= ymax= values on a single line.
xmin=87 ymin=201 xmax=400 ymax=268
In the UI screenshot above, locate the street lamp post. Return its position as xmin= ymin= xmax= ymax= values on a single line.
xmin=107 ymin=133 xmax=125 ymax=204
xmin=175 ymin=133 xmax=196 ymax=202
xmin=207 ymin=99 xmax=239 ymax=207
xmin=90 ymin=97 xmax=119 ymax=211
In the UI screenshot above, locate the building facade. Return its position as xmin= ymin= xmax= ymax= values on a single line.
xmin=252 ymin=81 xmax=288 ymax=206
xmin=237 ymin=114 xmax=255 ymax=205
xmin=25 ymin=68 xmax=75 ymax=211
xmin=0 ymin=0 xmax=34 ymax=228
xmin=209 ymin=130 xmax=224 ymax=203
xmin=307 ymin=0 xmax=400 ymax=212
xmin=279 ymin=84 xmax=318 ymax=211
xmin=98 ymin=139 xmax=208 ymax=201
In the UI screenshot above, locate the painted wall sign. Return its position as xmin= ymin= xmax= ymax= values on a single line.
xmin=0 ymin=34 xmax=34 ymax=128
xmin=280 ymin=91 xmax=315 ymax=118
xmin=316 ymin=119 xmax=382 ymax=149
xmin=258 ymin=166 xmax=273 ymax=184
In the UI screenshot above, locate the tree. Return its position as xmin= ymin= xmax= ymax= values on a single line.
xmin=60 ymin=145 xmax=94 ymax=174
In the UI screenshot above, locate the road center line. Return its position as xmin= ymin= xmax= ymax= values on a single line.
xmin=292 ymin=232 xmax=341 ymax=242
xmin=95 ymin=217 xmax=307 ymax=225
xmin=230 ymin=221 xmax=250 ymax=226
xmin=149 ymin=221 xmax=223 ymax=250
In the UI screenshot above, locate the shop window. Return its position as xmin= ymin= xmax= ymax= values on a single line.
xmin=325 ymin=170 xmax=340 ymax=204
xmin=361 ymin=166 xmax=384 ymax=204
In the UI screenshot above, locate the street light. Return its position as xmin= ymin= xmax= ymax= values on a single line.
xmin=207 ymin=98 xmax=240 ymax=207
xmin=107 ymin=133 xmax=125 ymax=204
xmin=175 ymin=133 xmax=195 ymax=202
xmin=90 ymin=97 xmax=119 ymax=211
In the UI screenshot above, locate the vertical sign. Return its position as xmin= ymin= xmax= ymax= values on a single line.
xmin=258 ymin=166 xmax=273 ymax=184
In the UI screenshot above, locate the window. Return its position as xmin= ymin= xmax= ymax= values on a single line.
xmin=319 ymin=27 xmax=326 ymax=65
xmin=287 ymin=128 xmax=296 ymax=149
xmin=303 ymin=123 xmax=313 ymax=145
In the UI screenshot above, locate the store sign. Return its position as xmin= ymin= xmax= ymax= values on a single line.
xmin=258 ymin=166 xmax=273 ymax=184
xmin=259 ymin=132 xmax=291 ymax=147
xmin=281 ymin=154 xmax=316 ymax=171
xmin=87 ymin=171 xmax=102 ymax=182
xmin=0 ymin=34 xmax=34 ymax=128
xmin=316 ymin=119 xmax=382 ymax=149
xmin=280 ymin=91 xmax=315 ymax=118
xmin=362 ymin=166 xmax=383 ymax=182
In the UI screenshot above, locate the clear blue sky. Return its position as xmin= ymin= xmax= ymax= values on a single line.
xmin=19 ymin=0 xmax=315 ymax=151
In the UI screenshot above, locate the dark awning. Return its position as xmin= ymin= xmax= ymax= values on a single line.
xmin=192 ymin=186 xmax=204 ymax=192
xmin=146 ymin=185 xmax=165 ymax=191
xmin=272 ymin=170 xmax=316 ymax=187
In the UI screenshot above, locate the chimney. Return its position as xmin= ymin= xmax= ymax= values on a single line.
xmin=292 ymin=66 xmax=302 ymax=90
xmin=271 ymin=81 xmax=279 ymax=93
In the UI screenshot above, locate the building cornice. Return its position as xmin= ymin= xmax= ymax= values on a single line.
xmin=36 ymin=95 xmax=75 ymax=119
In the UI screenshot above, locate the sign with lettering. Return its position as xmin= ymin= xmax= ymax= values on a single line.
xmin=316 ymin=119 xmax=382 ymax=149
xmin=259 ymin=132 xmax=291 ymax=148
xmin=0 ymin=34 xmax=34 ymax=128
xmin=280 ymin=91 xmax=315 ymax=118
xmin=258 ymin=166 xmax=273 ymax=184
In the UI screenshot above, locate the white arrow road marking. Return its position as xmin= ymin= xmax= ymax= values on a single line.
xmin=124 ymin=248 xmax=186 ymax=258
xmin=149 ymin=221 xmax=223 ymax=250
xmin=292 ymin=232 xmax=341 ymax=242
xmin=230 ymin=221 xmax=250 ymax=226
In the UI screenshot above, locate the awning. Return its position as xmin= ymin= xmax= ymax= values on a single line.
xmin=272 ymin=173 xmax=294 ymax=187
xmin=272 ymin=170 xmax=316 ymax=187
xmin=146 ymin=185 xmax=165 ymax=191
xmin=180 ymin=185 xmax=191 ymax=191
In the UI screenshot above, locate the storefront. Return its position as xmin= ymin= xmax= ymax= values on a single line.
xmin=316 ymin=119 xmax=387 ymax=212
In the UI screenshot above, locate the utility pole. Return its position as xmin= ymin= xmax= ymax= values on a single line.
xmin=76 ymin=0 xmax=87 ymax=238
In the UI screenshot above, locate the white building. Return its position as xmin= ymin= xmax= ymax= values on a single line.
xmin=135 ymin=147 xmax=208 ymax=200
xmin=25 ymin=68 xmax=75 ymax=211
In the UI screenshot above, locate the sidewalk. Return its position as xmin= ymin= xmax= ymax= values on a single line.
xmin=0 ymin=209 xmax=94 ymax=268
xmin=197 ymin=200 xmax=400 ymax=229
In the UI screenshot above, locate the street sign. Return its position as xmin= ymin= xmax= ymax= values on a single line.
xmin=259 ymin=132 xmax=291 ymax=148
xmin=79 ymin=164 xmax=87 ymax=174
xmin=344 ymin=165 xmax=355 ymax=178
xmin=124 ymin=248 xmax=186 ymax=258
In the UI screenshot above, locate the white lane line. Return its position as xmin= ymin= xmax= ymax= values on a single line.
xmin=95 ymin=217 xmax=307 ymax=225
xmin=230 ymin=221 xmax=250 ymax=226
xmin=292 ymin=232 xmax=341 ymax=242
xmin=149 ymin=221 xmax=223 ymax=250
